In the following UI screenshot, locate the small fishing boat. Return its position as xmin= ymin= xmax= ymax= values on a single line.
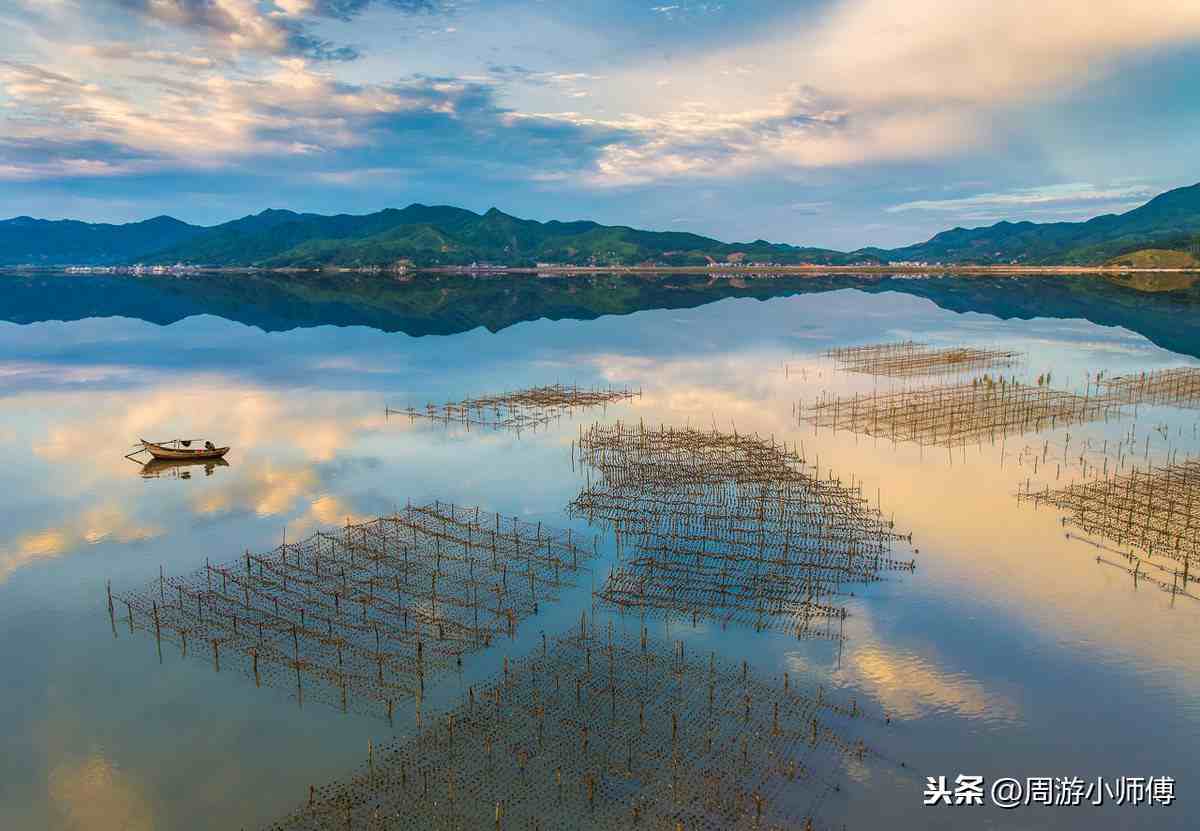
xmin=134 ymin=438 xmax=231 ymax=461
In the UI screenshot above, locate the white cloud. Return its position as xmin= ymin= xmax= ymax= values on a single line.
xmin=808 ymin=0 xmax=1200 ymax=107
xmin=125 ymin=0 xmax=297 ymax=56
xmin=275 ymin=0 xmax=318 ymax=13
xmin=527 ymin=99 xmax=978 ymax=187
xmin=5 ymin=0 xmax=1200 ymax=192
xmin=78 ymin=44 xmax=220 ymax=69
xmin=0 ymin=158 xmax=153 ymax=181
xmin=886 ymin=183 xmax=1158 ymax=215
xmin=530 ymin=0 xmax=1200 ymax=186
xmin=0 ymin=56 xmax=475 ymax=171
xmin=312 ymin=165 xmax=411 ymax=185
xmin=788 ymin=201 xmax=831 ymax=214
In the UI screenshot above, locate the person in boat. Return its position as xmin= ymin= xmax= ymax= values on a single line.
xmin=204 ymin=441 xmax=215 ymax=450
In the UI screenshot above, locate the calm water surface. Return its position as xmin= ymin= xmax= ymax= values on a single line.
xmin=1 ymin=272 xmax=1198 ymax=830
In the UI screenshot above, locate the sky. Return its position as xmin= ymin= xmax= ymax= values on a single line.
xmin=1 ymin=0 xmax=1199 ymax=249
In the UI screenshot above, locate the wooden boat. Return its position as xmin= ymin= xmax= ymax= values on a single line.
xmin=138 ymin=438 xmax=230 ymax=461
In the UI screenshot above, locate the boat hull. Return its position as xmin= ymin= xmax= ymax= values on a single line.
xmin=142 ymin=442 xmax=230 ymax=460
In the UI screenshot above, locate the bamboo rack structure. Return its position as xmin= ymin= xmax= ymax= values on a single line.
xmin=267 ymin=619 xmax=888 ymax=831
xmin=803 ymin=378 xmax=1124 ymax=449
xmin=1018 ymin=460 xmax=1200 ymax=596
xmin=571 ymin=422 xmax=914 ymax=634
xmin=1009 ymin=417 xmax=1196 ymax=486
xmin=825 ymin=341 xmax=1022 ymax=377
xmin=1099 ymin=367 xmax=1200 ymax=410
xmin=108 ymin=501 xmax=596 ymax=720
xmin=387 ymin=384 xmax=641 ymax=432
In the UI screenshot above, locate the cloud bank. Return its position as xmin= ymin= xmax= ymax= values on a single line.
xmin=1 ymin=0 xmax=1198 ymax=243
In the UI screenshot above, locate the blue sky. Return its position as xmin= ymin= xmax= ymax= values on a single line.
xmin=1 ymin=0 xmax=1199 ymax=248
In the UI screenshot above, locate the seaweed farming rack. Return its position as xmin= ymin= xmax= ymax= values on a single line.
xmin=267 ymin=619 xmax=891 ymax=831
xmin=571 ymin=421 xmax=914 ymax=635
xmin=387 ymin=384 xmax=641 ymax=432
xmin=108 ymin=501 xmax=596 ymax=720
xmin=1009 ymin=416 xmax=1196 ymax=485
xmin=803 ymin=378 xmax=1124 ymax=449
xmin=1099 ymin=367 xmax=1200 ymax=410
xmin=1019 ymin=461 xmax=1200 ymax=597
xmin=825 ymin=341 xmax=1022 ymax=377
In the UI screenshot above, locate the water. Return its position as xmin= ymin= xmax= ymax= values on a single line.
xmin=1 ymin=271 xmax=1198 ymax=830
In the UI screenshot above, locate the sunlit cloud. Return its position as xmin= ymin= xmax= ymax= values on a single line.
xmin=806 ymin=0 xmax=1200 ymax=108
xmin=77 ymin=43 xmax=222 ymax=69
xmin=17 ymin=0 xmax=1199 ymax=190
xmin=0 ymin=57 xmax=483 ymax=164
xmin=530 ymin=0 xmax=1200 ymax=186
xmin=550 ymin=104 xmax=978 ymax=187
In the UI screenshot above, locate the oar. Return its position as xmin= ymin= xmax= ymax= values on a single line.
xmin=124 ymin=439 xmax=151 ymax=461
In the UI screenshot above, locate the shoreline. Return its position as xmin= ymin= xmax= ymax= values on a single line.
xmin=3 ymin=264 xmax=1199 ymax=277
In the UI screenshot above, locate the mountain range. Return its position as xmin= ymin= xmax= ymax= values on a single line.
xmin=3 ymin=183 xmax=1199 ymax=268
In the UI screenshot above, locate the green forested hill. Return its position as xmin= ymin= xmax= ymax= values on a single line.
xmin=0 ymin=215 xmax=203 ymax=265
xmin=147 ymin=205 xmax=862 ymax=267
xmin=3 ymin=183 xmax=1199 ymax=267
xmin=875 ymin=183 xmax=1200 ymax=265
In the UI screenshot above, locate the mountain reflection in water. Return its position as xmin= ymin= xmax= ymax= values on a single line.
xmin=2 ymin=271 xmax=1199 ymax=358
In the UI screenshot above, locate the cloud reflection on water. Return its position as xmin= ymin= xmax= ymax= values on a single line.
xmin=2 ymin=379 xmax=393 ymax=584
xmin=47 ymin=751 xmax=156 ymax=831
xmin=3 ymin=505 xmax=163 ymax=585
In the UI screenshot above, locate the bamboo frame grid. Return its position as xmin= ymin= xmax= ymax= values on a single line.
xmin=803 ymin=378 xmax=1124 ymax=449
xmin=824 ymin=341 xmax=1022 ymax=377
xmin=387 ymin=383 xmax=640 ymax=432
xmin=1099 ymin=367 xmax=1200 ymax=410
xmin=1018 ymin=460 xmax=1200 ymax=593
xmin=570 ymin=421 xmax=914 ymax=633
xmin=266 ymin=620 xmax=889 ymax=831
xmin=108 ymin=501 xmax=597 ymax=721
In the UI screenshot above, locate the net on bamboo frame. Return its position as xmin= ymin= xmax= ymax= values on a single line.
xmin=824 ymin=341 xmax=1022 ymax=378
xmin=1099 ymin=367 xmax=1200 ymax=410
xmin=803 ymin=378 xmax=1123 ymax=449
xmin=108 ymin=500 xmax=598 ymax=721
xmin=387 ymin=384 xmax=640 ymax=432
xmin=569 ymin=421 xmax=915 ymax=634
xmin=266 ymin=620 xmax=894 ymax=831
xmin=1018 ymin=460 xmax=1200 ymax=597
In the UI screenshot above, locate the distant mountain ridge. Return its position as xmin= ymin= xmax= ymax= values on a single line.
xmin=871 ymin=183 xmax=1200 ymax=265
xmin=141 ymin=203 xmax=861 ymax=268
xmin=0 ymin=214 xmax=204 ymax=265
xmin=3 ymin=183 xmax=1199 ymax=267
